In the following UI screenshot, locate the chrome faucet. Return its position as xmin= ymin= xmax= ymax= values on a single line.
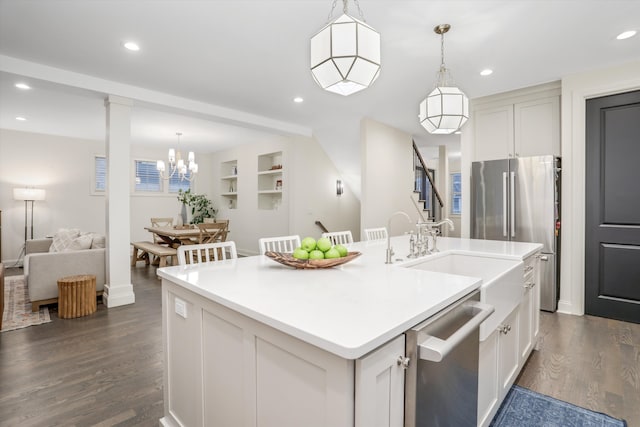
xmin=386 ymin=211 xmax=413 ymax=264
xmin=424 ymin=218 xmax=455 ymax=252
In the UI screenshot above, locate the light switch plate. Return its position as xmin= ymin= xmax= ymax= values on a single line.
xmin=174 ymin=298 xmax=187 ymax=319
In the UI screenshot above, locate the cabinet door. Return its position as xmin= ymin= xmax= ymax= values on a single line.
xmin=355 ymin=335 xmax=406 ymax=427
xmin=518 ymin=283 xmax=533 ymax=366
xmin=498 ymin=307 xmax=520 ymax=398
xmin=514 ymin=96 xmax=560 ymax=157
xmin=473 ymin=105 xmax=515 ymax=161
xmin=478 ymin=331 xmax=499 ymax=427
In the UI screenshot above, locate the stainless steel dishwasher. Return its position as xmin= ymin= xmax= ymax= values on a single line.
xmin=404 ymin=290 xmax=494 ymax=427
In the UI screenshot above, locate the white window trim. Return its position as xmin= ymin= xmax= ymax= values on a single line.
xmin=91 ymin=154 xmax=106 ymax=196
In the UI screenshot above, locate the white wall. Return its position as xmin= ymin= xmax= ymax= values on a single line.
xmin=211 ymin=134 xmax=360 ymax=255
xmin=0 ymin=129 xmax=105 ymax=263
xmin=0 ymin=128 xmax=212 ymax=264
xmin=361 ymin=118 xmax=417 ymax=236
xmin=559 ymin=60 xmax=640 ymax=316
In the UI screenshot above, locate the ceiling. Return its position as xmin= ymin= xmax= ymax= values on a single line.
xmin=1 ymin=0 xmax=639 ymax=186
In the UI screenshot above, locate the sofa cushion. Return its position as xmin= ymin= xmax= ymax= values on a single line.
xmin=49 ymin=228 xmax=81 ymax=252
xmin=89 ymin=233 xmax=106 ymax=249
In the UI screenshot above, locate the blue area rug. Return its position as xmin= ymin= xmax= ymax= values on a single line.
xmin=490 ymin=385 xmax=627 ymax=427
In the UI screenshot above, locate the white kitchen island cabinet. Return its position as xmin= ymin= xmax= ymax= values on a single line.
xmin=158 ymin=236 xmax=541 ymax=427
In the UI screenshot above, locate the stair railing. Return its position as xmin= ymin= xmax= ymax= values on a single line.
xmin=412 ymin=140 xmax=444 ymax=212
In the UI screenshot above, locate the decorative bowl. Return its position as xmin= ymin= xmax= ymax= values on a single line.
xmin=264 ymin=251 xmax=361 ymax=269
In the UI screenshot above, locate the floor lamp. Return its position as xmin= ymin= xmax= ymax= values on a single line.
xmin=13 ymin=187 xmax=46 ymax=265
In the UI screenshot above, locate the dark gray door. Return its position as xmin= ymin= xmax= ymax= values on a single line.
xmin=585 ymin=90 xmax=640 ymax=323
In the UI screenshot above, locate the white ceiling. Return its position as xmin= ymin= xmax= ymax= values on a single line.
xmin=1 ymin=0 xmax=639 ymax=183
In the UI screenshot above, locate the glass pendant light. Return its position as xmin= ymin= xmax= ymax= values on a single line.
xmin=419 ymin=24 xmax=469 ymax=134
xmin=310 ymin=0 xmax=380 ymax=96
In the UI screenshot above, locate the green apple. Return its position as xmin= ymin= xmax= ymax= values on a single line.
xmin=324 ymin=247 xmax=341 ymax=259
xmin=309 ymin=250 xmax=325 ymax=260
xmin=292 ymin=247 xmax=309 ymax=260
xmin=334 ymin=244 xmax=348 ymax=257
xmin=316 ymin=237 xmax=332 ymax=252
xmin=301 ymin=237 xmax=317 ymax=252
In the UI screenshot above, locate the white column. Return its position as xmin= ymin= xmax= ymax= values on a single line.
xmin=103 ymin=95 xmax=135 ymax=308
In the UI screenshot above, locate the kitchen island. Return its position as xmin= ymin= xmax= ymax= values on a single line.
xmin=157 ymin=236 xmax=541 ymax=427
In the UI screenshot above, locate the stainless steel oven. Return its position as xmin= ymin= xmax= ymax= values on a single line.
xmin=404 ymin=291 xmax=494 ymax=427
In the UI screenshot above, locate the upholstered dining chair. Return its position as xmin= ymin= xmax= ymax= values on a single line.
xmin=177 ymin=241 xmax=238 ymax=265
xmin=364 ymin=227 xmax=388 ymax=241
xmin=196 ymin=222 xmax=226 ymax=244
xmin=258 ymin=235 xmax=301 ymax=255
xmin=150 ymin=217 xmax=174 ymax=245
xmin=322 ymin=230 xmax=354 ymax=245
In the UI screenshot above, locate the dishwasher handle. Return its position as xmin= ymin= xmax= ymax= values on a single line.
xmin=418 ymin=301 xmax=494 ymax=363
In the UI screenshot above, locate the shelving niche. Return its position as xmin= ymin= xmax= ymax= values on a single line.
xmin=220 ymin=159 xmax=238 ymax=209
xmin=257 ymin=151 xmax=283 ymax=210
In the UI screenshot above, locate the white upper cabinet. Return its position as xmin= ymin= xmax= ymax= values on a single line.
xmin=471 ymin=82 xmax=561 ymax=162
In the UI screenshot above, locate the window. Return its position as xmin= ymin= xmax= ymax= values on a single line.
xmin=135 ymin=160 xmax=162 ymax=192
xmin=94 ymin=156 xmax=106 ymax=192
xmin=168 ymin=170 xmax=192 ymax=193
xmin=450 ymin=172 xmax=462 ymax=215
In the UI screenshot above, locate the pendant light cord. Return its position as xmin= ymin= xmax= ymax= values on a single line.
xmin=327 ymin=0 xmax=366 ymax=21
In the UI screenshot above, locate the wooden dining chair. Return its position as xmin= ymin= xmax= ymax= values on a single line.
xmin=196 ymin=222 xmax=226 ymax=244
xmin=364 ymin=227 xmax=388 ymax=241
xmin=177 ymin=241 xmax=238 ymax=265
xmin=322 ymin=230 xmax=354 ymax=245
xmin=150 ymin=217 xmax=174 ymax=245
xmin=202 ymin=219 xmax=230 ymax=241
xmin=259 ymin=235 xmax=301 ymax=255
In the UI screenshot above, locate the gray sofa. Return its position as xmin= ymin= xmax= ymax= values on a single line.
xmin=25 ymin=238 xmax=106 ymax=312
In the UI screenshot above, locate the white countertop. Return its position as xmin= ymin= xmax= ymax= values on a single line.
xmin=157 ymin=236 xmax=542 ymax=359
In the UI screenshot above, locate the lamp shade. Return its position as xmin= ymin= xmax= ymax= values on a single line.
xmin=13 ymin=187 xmax=46 ymax=201
xmin=310 ymin=13 xmax=381 ymax=96
xmin=419 ymin=86 xmax=469 ymax=134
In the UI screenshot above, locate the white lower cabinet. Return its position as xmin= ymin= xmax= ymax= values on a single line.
xmin=162 ymin=280 xmax=406 ymax=427
xmin=478 ymin=306 xmax=520 ymax=427
xmin=355 ymin=335 xmax=406 ymax=427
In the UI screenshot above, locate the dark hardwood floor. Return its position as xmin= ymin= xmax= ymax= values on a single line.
xmin=2 ymin=265 xmax=639 ymax=426
xmin=0 ymin=266 xmax=163 ymax=427
xmin=516 ymin=311 xmax=640 ymax=426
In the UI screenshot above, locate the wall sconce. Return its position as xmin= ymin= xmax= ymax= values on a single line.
xmin=336 ymin=179 xmax=344 ymax=196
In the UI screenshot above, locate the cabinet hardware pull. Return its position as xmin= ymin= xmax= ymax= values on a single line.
xmin=397 ymin=356 xmax=410 ymax=369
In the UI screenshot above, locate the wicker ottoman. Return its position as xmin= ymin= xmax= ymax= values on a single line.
xmin=57 ymin=274 xmax=97 ymax=319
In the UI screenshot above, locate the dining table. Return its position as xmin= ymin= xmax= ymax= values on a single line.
xmin=145 ymin=225 xmax=201 ymax=248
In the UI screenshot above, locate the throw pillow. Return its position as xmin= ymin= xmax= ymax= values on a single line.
xmin=61 ymin=234 xmax=94 ymax=252
xmin=49 ymin=228 xmax=81 ymax=252
xmin=90 ymin=234 xmax=106 ymax=249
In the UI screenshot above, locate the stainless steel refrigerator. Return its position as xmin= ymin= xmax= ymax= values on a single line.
xmin=471 ymin=155 xmax=561 ymax=311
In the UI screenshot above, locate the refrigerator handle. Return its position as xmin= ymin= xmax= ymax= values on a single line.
xmin=502 ymin=172 xmax=508 ymax=237
xmin=510 ymin=171 xmax=516 ymax=238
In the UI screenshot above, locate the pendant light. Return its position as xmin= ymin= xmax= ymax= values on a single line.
xmin=310 ymin=0 xmax=380 ymax=96
xmin=419 ymin=24 xmax=469 ymax=134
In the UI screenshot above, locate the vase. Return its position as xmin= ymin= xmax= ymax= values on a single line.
xmin=180 ymin=203 xmax=188 ymax=225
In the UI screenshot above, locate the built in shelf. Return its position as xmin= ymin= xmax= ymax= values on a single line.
xmin=257 ymin=169 xmax=283 ymax=176
xmin=221 ymin=192 xmax=238 ymax=196
xmin=258 ymin=190 xmax=282 ymax=195
xmin=221 ymin=175 xmax=238 ymax=180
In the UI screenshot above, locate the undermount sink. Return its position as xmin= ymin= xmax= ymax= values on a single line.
xmin=401 ymin=253 xmax=524 ymax=341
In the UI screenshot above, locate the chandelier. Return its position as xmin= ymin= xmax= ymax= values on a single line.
xmin=156 ymin=132 xmax=198 ymax=182
xmin=419 ymin=24 xmax=469 ymax=134
xmin=310 ymin=0 xmax=380 ymax=96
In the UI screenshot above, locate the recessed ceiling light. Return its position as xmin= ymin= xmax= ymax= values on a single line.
xmin=616 ymin=30 xmax=637 ymax=40
xmin=15 ymin=116 xmax=27 ymax=121
xmin=480 ymin=69 xmax=493 ymax=76
xmin=123 ymin=41 xmax=140 ymax=51
xmin=293 ymin=97 xmax=304 ymax=103
xmin=454 ymin=131 xmax=462 ymax=134
xmin=15 ymin=83 xmax=31 ymax=90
